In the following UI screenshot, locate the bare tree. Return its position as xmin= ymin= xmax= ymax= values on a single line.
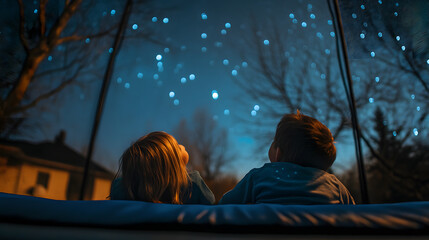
xmin=234 ymin=12 xmax=427 ymax=162
xmin=235 ymin=20 xmax=381 ymax=150
xmin=340 ymin=0 xmax=429 ymax=96
xmin=341 ymin=108 xmax=429 ymax=203
xmin=338 ymin=1 xmax=429 ymax=203
xmin=0 ymin=0 xmax=164 ymax=137
xmin=234 ymin=8 xmax=429 ymax=202
xmin=174 ymin=109 xmax=238 ymax=202
xmin=340 ymin=0 xmax=429 ymax=117
xmin=339 ymin=0 xmax=429 ymax=158
xmin=0 ymin=0 xmax=118 ymax=135
xmin=175 ymin=109 xmax=234 ymax=182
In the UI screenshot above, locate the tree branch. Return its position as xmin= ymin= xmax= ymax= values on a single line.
xmin=123 ymin=32 xmax=170 ymax=47
xmin=11 ymin=68 xmax=81 ymax=114
xmin=403 ymin=51 xmax=429 ymax=94
xmin=332 ymin=117 xmax=347 ymax=140
xmin=39 ymin=0 xmax=48 ymax=37
xmin=17 ymin=0 xmax=30 ymax=53
xmin=34 ymin=52 xmax=86 ymax=79
xmin=360 ymin=133 xmax=429 ymax=184
xmin=46 ymin=0 xmax=82 ymax=47
xmin=56 ymin=24 xmax=118 ymax=45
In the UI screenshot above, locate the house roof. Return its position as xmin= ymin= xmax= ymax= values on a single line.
xmin=0 ymin=138 xmax=114 ymax=178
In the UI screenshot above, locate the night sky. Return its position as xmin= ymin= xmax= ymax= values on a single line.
xmin=1 ymin=0 xmax=427 ymax=178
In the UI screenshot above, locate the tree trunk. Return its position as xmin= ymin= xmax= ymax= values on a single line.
xmin=0 ymin=0 xmax=82 ymax=131
xmin=3 ymin=46 xmax=49 ymax=116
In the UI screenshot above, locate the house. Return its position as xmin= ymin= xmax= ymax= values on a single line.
xmin=0 ymin=131 xmax=115 ymax=200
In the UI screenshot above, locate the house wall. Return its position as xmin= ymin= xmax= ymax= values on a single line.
xmin=0 ymin=157 xmax=19 ymax=194
xmin=1 ymin=156 xmax=113 ymax=201
xmin=91 ymin=178 xmax=112 ymax=200
xmin=16 ymin=164 xmax=70 ymax=200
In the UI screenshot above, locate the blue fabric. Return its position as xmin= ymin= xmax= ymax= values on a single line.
xmin=1 ymin=192 xmax=429 ymax=230
xmin=110 ymin=171 xmax=215 ymax=204
xmin=219 ymin=162 xmax=355 ymax=205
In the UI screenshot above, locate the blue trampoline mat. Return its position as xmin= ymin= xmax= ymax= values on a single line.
xmin=1 ymin=192 xmax=429 ymax=234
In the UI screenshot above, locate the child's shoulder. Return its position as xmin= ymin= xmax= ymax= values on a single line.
xmin=251 ymin=162 xmax=328 ymax=180
xmin=237 ymin=163 xmax=274 ymax=181
xmin=110 ymin=177 xmax=130 ymax=200
xmin=240 ymin=163 xmax=286 ymax=177
xmin=256 ymin=162 xmax=305 ymax=172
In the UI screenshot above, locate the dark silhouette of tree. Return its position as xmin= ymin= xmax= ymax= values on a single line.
xmin=335 ymin=1 xmax=429 ymax=203
xmin=233 ymin=11 xmax=428 ymax=204
xmin=234 ymin=21 xmax=347 ymax=159
xmin=342 ymin=108 xmax=429 ymax=203
xmin=174 ymin=109 xmax=238 ymax=202
xmin=175 ymin=109 xmax=233 ymax=181
xmin=233 ymin=6 xmax=428 ymax=169
xmin=0 ymin=0 xmax=163 ymax=137
xmin=233 ymin=18 xmax=406 ymax=161
xmin=1 ymin=0 xmax=90 ymax=134
xmin=340 ymin=0 xmax=429 ymax=97
xmin=364 ymin=108 xmax=429 ymax=202
xmin=340 ymin=0 xmax=429 ymax=132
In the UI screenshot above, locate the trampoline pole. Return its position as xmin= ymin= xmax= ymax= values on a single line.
xmin=79 ymin=0 xmax=133 ymax=200
xmin=330 ymin=0 xmax=369 ymax=204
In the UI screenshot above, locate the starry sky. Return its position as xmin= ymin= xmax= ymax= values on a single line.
xmin=1 ymin=0 xmax=427 ymax=178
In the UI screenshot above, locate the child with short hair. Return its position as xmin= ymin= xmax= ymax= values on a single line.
xmin=110 ymin=131 xmax=215 ymax=204
xmin=219 ymin=111 xmax=355 ymax=205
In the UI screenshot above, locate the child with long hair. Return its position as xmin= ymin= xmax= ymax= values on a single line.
xmin=110 ymin=131 xmax=215 ymax=204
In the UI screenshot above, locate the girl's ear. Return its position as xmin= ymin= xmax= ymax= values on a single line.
xmin=179 ymin=145 xmax=189 ymax=165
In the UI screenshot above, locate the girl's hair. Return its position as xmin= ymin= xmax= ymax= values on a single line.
xmin=119 ymin=131 xmax=189 ymax=204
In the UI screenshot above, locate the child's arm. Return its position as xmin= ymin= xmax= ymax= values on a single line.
xmin=339 ymin=183 xmax=356 ymax=205
xmin=110 ymin=178 xmax=130 ymax=200
xmin=188 ymin=171 xmax=215 ymax=204
xmin=218 ymin=170 xmax=255 ymax=204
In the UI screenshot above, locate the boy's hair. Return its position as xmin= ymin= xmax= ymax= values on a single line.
xmin=120 ymin=131 xmax=189 ymax=204
xmin=273 ymin=110 xmax=336 ymax=170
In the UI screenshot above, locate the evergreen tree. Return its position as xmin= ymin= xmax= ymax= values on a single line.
xmin=364 ymin=108 xmax=429 ymax=203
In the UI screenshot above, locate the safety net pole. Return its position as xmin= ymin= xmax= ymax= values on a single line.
xmin=328 ymin=0 xmax=369 ymax=204
xmin=79 ymin=0 xmax=133 ymax=200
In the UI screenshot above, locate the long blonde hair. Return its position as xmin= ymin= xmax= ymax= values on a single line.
xmin=119 ymin=131 xmax=189 ymax=204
